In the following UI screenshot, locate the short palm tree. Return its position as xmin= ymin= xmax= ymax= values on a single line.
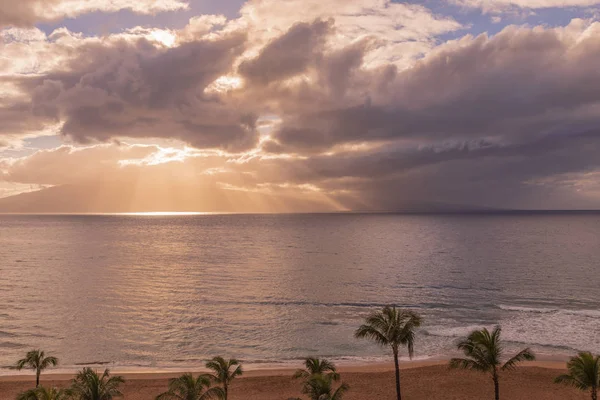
xmin=300 ymin=374 xmax=349 ymax=400
xmin=555 ymin=352 xmax=600 ymax=400
xmin=15 ymin=350 xmax=59 ymax=387
xmin=355 ymin=306 xmax=422 ymax=400
xmin=17 ymin=386 xmax=70 ymax=400
xmin=205 ymin=356 xmax=242 ymax=400
xmin=293 ymin=357 xmax=339 ymax=382
xmin=69 ymin=368 xmax=125 ymax=400
xmin=156 ymin=373 xmax=225 ymax=400
xmin=449 ymin=326 xmax=535 ymax=400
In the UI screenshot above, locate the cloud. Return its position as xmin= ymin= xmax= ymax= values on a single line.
xmin=268 ymin=19 xmax=600 ymax=151
xmin=451 ymin=0 xmax=600 ymax=13
xmin=19 ymin=29 xmax=259 ymax=152
xmin=238 ymin=19 xmax=333 ymax=85
xmin=0 ymin=0 xmax=188 ymax=28
xmin=237 ymin=0 xmax=463 ymax=67
xmin=1 ymin=0 xmax=461 ymax=150
xmin=1 ymin=0 xmax=600 ymax=210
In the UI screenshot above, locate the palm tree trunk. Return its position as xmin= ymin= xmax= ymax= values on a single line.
xmin=591 ymin=387 xmax=597 ymax=400
xmin=36 ymin=370 xmax=40 ymax=387
xmin=224 ymin=383 xmax=228 ymax=400
xmin=393 ymin=347 xmax=401 ymax=400
xmin=493 ymin=371 xmax=499 ymax=400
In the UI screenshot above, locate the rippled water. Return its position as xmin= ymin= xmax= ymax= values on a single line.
xmin=1 ymin=213 xmax=599 ymax=372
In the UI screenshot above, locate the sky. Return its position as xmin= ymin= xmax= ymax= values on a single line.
xmin=1 ymin=0 xmax=600 ymax=212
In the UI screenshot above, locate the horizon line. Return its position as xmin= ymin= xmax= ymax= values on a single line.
xmin=1 ymin=209 xmax=600 ymax=216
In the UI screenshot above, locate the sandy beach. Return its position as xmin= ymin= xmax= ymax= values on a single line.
xmin=0 ymin=362 xmax=588 ymax=400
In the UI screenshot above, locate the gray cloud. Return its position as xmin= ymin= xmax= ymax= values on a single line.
xmin=269 ymin=22 xmax=600 ymax=153
xmin=3 ymin=13 xmax=600 ymax=210
xmin=238 ymin=19 xmax=333 ymax=85
xmin=23 ymin=32 xmax=260 ymax=151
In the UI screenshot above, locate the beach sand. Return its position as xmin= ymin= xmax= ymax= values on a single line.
xmin=0 ymin=362 xmax=588 ymax=399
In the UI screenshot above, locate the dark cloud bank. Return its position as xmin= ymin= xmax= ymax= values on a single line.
xmin=3 ymin=17 xmax=600 ymax=210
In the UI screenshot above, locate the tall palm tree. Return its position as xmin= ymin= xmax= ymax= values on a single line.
xmin=354 ymin=305 xmax=422 ymax=400
xmin=69 ymin=368 xmax=125 ymax=400
xmin=205 ymin=357 xmax=242 ymax=400
xmin=449 ymin=326 xmax=535 ymax=400
xmin=15 ymin=350 xmax=59 ymax=387
xmin=17 ymin=386 xmax=70 ymax=400
xmin=156 ymin=373 xmax=225 ymax=400
xmin=300 ymin=374 xmax=349 ymax=400
xmin=555 ymin=352 xmax=600 ymax=400
xmin=293 ymin=357 xmax=339 ymax=382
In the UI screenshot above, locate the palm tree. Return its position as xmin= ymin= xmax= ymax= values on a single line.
xmin=300 ymin=374 xmax=349 ymax=400
xmin=354 ymin=305 xmax=422 ymax=400
xmin=17 ymin=386 xmax=70 ymax=400
xmin=156 ymin=373 xmax=225 ymax=400
xmin=69 ymin=368 xmax=125 ymax=400
xmin=555 ymin=352 xmax=600 ymax=400
xmin=15 ymin=350 xmax=59 ymax=387
xmin=293 ymin=357 xmax=339 ymax=382
xmin=449 ymin=326 xmax=535 ymax=400
xmin=205 ymin=357 xmax=242 ymax=400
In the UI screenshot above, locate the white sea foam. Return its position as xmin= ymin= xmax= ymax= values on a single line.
xmin=426 ymin=305 xmax=600 ymax=354
xmin=499 ymin=304 xmax=600 ymax=318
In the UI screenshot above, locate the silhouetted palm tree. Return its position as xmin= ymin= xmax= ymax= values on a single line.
xmin=205 ymin=357 xmax=242 ymax=400
xmin=69 ymin=368 xmax=124 ymax=400
xmin=355 ymin=305 xmax=422 ymax=400
xmin=15 ymin=350 xmax=59 ymax=387
xmin=555 ymin=352 xmax=600 ymax=400
xmin=16 ymin=386 xmax=70 ymax=400
xmin=449 ymin=326 xmax=535 ymax=400
xmin=293 ymin=357 xmax=339 ymax=382
xmin=156 ymin=373 xmax=225 ymax=400
xmin=300 ymin=374 xmax=349 ymax=400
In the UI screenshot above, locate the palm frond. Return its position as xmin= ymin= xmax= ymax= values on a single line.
xmin=501 ymin=348 xmax=535 ymax=371
xmin=554 ymin=352 xmax=600 ymax=393
xmin=555 ymin=374 xmax=588 ymax=390
xmin=449 ymin=357 xmax=488 ymax=372
xmin=354 ymin=325 xmax=389 ymax=347
xmin=330 ymin=382 xmax=349 ymax=400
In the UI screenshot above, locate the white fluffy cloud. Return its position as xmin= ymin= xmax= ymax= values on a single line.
xmin=0 ymin=0 xmax=188 ymax=27
xmin=237 ymin=0 xmax=463 ymax=67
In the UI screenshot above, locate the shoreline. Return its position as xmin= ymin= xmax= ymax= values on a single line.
xmin=0 ymin=359 xmax=569 ymax=382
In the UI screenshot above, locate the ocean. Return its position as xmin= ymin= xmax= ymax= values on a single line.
xmin=0 ymin=213 xmax=599 ymax=373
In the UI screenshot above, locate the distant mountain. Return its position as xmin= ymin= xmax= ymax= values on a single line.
xmin=3 ymin=182 xmax=593 ymax=214
xmin=0 ymin=181 xmax=340 ymax=213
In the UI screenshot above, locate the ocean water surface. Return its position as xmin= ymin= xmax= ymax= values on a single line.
xmin=1 ymin=213 xmax=599 ymax=373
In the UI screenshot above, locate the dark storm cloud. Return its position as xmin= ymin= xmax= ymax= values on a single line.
xmin=24 ymin=32 xmax=260 ymax=151
xmin=3 ymin=10 xmax=600 ymax=209
xmin=270 ymin=22 xmax=600 ymax=153
xmin=238 ymin=19 xmax=333 ymax=85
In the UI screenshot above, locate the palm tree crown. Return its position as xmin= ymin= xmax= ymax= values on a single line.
xmin=555 ymin=352 xmax=600 ymax=400
xmin=17 ymin=386 xmax=70 ymax=400
xmin=355 ymin=306 xmax=422 ymax=358
xmin=293 ymin=357 xmax=339 ymax=382
xmin=449 ymin=326 xmax=535 ymax=400
xmin=300 ymin=374 xmax=349 ymax=400
xmin=205 ymin=356 xmax=242 ymax=399
xmin=15 ymin=350 xmax=59 ymax=387
xmin=156 ymin=373 xmax=225 ymax=400
xmin=69 ymin=368 xmax=125 ymax=400
xmin=355 ymin=305 xmax=422 ymax=400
